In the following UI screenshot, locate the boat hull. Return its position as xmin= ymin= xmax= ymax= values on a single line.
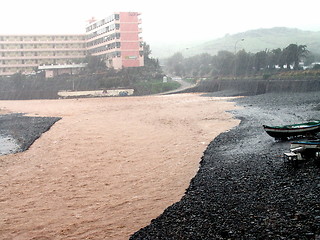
xmin=289 ymin=140 xmax=320 ymax=161
xmin=291 ymin=140 xmax=320 ymax=149
xmin=263 ymin=121 xmax=320 ymax=139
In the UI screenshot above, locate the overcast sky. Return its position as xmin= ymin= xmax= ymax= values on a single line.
xmin=1 ymin=0 xmax=319 ymax=44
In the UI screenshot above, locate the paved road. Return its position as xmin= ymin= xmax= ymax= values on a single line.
xmin=160 ymin=77 xmax=196 ymax=95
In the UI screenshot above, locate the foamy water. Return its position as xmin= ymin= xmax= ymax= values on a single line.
xmin=0 ymin=135 xmax=19 ymax=155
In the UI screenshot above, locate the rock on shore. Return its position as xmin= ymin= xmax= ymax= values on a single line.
xmin=0 ymin=113 xmax=61 ymax=155
xmin=130 ymin=91 xmax=320 ymax=239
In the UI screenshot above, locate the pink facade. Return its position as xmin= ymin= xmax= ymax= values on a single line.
xmin=118 ymin=12 xmax=143 ymax=68
xmin=86 ymin=12 xmax=144 ymax=69
xmin=0 ymin=12 xmax=144 ymax=76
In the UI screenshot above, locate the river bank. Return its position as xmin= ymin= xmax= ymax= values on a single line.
xmin=0 ymin=94 xmax=238 ymax=240
xmin=131 ymin=91 xmax=320 ymax=239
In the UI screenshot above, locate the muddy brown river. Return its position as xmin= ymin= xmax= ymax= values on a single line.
xmin=0 ymin=94 xmax=239 ymax=240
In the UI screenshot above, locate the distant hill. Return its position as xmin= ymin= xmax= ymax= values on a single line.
xmin=150 ymin=27 xmax=320 ymax=59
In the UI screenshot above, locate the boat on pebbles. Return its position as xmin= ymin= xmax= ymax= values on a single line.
xmin=284 ymin=140 xmax=320 ymax=162
xmin=263 ymin=120 xmax=320 ymax=163
xmin=263 ymin=120 xmax=320 ymax=140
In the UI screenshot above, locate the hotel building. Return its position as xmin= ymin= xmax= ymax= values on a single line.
xmin=0 ymin=12 xmax=143 ymax=76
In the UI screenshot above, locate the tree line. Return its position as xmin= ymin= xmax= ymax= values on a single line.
xmin=164 ymin=44 xmax=319 ymax=78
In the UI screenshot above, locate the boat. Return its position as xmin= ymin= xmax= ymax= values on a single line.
xmin=263 ymin=120 xmax=320 ymax=140
xmin=290 ymin=140 xmax=320 ymax=150
xmin=285 ymin=140 xmax=320 ymax=161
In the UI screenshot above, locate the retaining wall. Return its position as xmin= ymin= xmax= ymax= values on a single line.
xmin=192 ymin=79 xmax=320 ymax=95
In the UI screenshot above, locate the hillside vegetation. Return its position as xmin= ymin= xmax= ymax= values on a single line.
xmin=152 ymin=27 xmax=320 ymax=58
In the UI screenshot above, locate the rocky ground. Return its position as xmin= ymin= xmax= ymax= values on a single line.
xmin=0 ymin=113 xmax=61 ymax=155
xmin=1 ymin=92 xmax=319 ymax=239
xmin=130 ymin=91 xmax=320 ymax=240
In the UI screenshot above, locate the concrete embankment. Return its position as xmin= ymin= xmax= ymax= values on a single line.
xmin=188 ymin=79 xmax=320 ymax=95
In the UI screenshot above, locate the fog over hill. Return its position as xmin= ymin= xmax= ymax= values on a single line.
xmin=150 ymin=27 xmax=320 ymax=59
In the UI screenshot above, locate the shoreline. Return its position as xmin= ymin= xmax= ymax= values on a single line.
xmin=0 ymin=113 xmax=61 ymax=155
xmin=131 ymin=91 xmax=320 ymax=239
xmin=0 ymin=94 xmax=239 ymax=239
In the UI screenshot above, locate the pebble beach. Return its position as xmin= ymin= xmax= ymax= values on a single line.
xmin=131 ymin=91 xmax=320 ymax=239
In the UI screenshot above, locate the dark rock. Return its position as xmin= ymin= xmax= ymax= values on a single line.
xmin=130 ymin=92 xmax=320 ymax=239
xmin=0 ymin=113 xmax=61 ymax=154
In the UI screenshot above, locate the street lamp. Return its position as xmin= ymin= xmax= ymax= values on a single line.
xmin=234 ymin=38 xmax=244 ymax=79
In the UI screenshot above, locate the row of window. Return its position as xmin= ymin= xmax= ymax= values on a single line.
xmin=87 ymin=24 xmax=120 ymax=40
xmin=0 ymin=36 xmax=85 ymax=42
xmin=2 ymin=60 xmax=39 ymax=64
xmin=1 ymin=51 xmax=86 ymax=57
xmin=0 ymin=44 xmax=85 ymax=50
xmin=0 ymin=58 xmax=82 ymax=69
xmin=105 ymin=51 xmax=121 ymax=59
xmin=87 ymin=33 xmax=120 ymax=47
xmin=1 ymin=54 xmax=86 ymax=63
xmin=1 ymin=64 xmax=75 ymax=73
xmin=88 ymin=42 xmax=121 ymax=54
xmin=86 ymin=14 xmax=120 ymax=32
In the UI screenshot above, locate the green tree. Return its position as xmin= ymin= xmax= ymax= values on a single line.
xmin=254 ymin=50 xmax=268 ymax=72
xmin=84 ymin=55 xmax=107 ymax=73
xmin=143 ymin=42 xmax=152 ymax=60
xmin=236 ymin=50 xmax=251 ymax=75
xmin=283 ymin=44 xmax=309 ymax=69
xmin=166 ymin=52 xmax=185 ymax=76
xmin=142 ymin=42 xmax=162 ymax=74
xmin=268 ymin=48 xmax=284 ymax=69
xmin=212 ymin=51 xmax=234 ymax=76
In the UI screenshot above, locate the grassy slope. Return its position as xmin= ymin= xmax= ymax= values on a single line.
xmin=152 ymin=27 xmax=320 ymax=58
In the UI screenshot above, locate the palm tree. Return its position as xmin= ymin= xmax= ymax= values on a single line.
xmin=283 ymin=44 xmax=309 ymax=69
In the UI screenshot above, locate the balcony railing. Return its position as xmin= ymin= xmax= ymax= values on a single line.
xmin=0 ymin=48 xmax=86 ymax=53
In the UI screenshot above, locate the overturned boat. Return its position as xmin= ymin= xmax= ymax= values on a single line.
xmin=284 ymin=140 xmax=320 ymax=162
xmin=263 ymin=120 xmax=320 ymax=140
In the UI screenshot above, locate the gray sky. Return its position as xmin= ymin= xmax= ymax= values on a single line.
xmin=1 ymin=0 xmax=319 ymax=44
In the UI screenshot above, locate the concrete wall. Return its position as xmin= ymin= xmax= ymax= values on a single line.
xmin=193 ymin=79 xmax=320 ymax=95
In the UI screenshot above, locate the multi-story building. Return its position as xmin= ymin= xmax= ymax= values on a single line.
xmin=0 ymin=34 xmax=87 ymax=76
xmin=0 ymin=12 xmax=143 ymax=76
xmin=86 ymin=12 xmax=144 ymax=69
